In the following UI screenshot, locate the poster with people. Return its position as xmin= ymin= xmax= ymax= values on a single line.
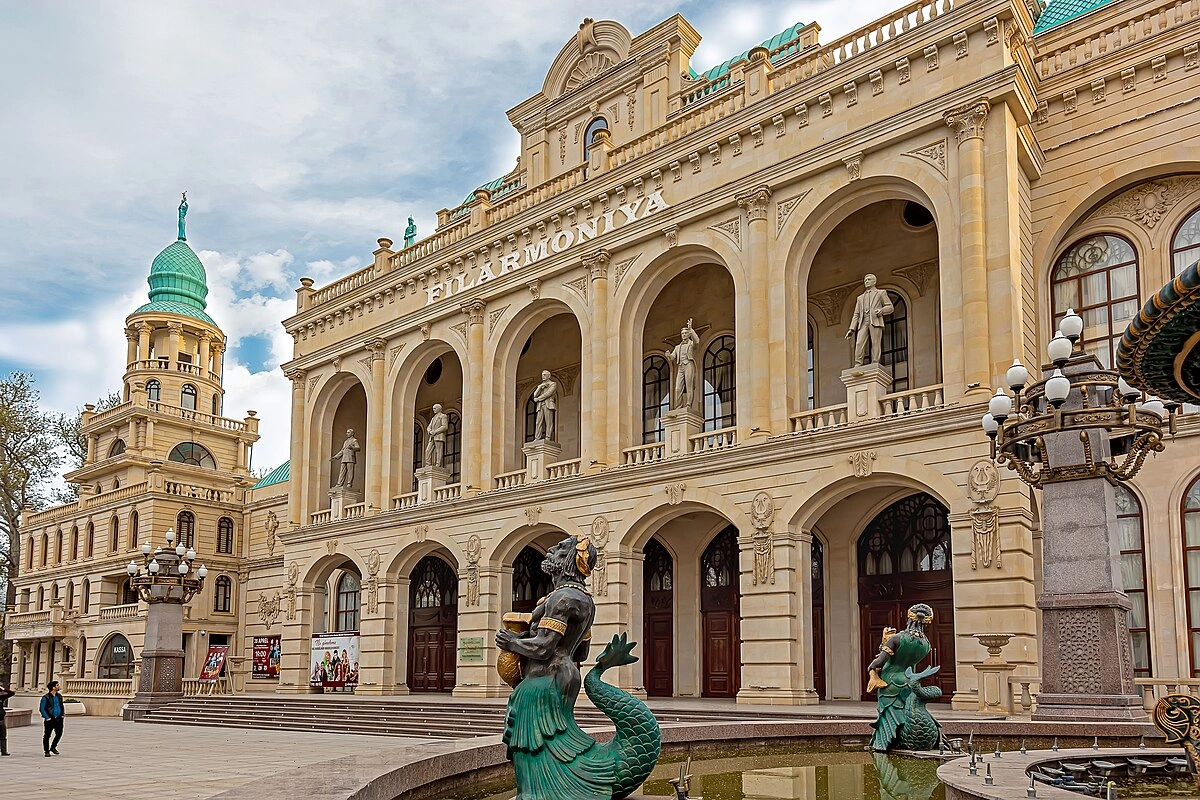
xmin=309 ymin=633 xmax=360 ymax=690
xmin=199 ymin=645 xmax=229 ymax=683
xmin=252 ymin=635 xmax=282 ymax=679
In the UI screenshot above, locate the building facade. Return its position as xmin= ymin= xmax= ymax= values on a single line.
xmin=11 ymin=0 xmax=1200 ymax=714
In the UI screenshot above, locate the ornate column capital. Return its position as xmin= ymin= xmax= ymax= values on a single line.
xmin=366 ymin=338 xmax=388 ymax=361
xmin=285 ymin=368 xmax=307 ymax=387
xmin=124 ymin=327 xmax=138 ymax=342
xmin=944 ymin=98 xmax=991 ymax=144
xmin=198 ymin=331 xmax=213 ymax=343
xmin=736 ymin=185 xmax=772 ymax=221
xmin=166 ymin=321 xmax=183 ymax=334
xmin=461 ymin=299 xmax=486 ymax=326
xmin=137 ymin=321 xmax=153 ymax=335
xmin=583 ymin=249 xmax=611 ymax=281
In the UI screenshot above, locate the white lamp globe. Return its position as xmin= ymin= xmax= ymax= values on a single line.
xmin=1060 ymin=308 xmax=1084 ymax=342
xmin=175 ymin=543 xmax=186 ymax=557
xmin=1006 ymin=359 xmax=1029 ymax=392
xmin=988 ymin=388 xmax=1013 ymax=422
xmin=1045 ymin=369 xmax=1071 ymax=407
xmin=1117 ymin=377 xmax=1141 ymax=402
xmin=165 ymin=528 xmax=175 ymax=544
xmin=186 ymin=548 xmax=196 ymax=562
xmin=178 ymin=562 xmax=189 ymax=575
xmin=1048 ymin=331 xmax=1072 ymax=366
xmin=149 ymin=558 xmax=160 ymax=574
xmin=126 ymin=561 xmax=138 ymax=576
xmin=141 ymin=542 xmax=151 ymax=556
xmin=1142 ymin=396 xmax=1166 ymax=418
xmin=982 ymin=412 xmax=998 ymax=437
xmin=197 ymin=565 xmax=208 ymax=580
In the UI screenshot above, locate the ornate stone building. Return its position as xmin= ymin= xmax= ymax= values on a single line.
xmin=12 ymin=0 xmax=1200 ymax=714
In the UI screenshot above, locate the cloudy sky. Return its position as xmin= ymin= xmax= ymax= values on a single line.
xmin=0 ymin=0 xmax=904 ymax=473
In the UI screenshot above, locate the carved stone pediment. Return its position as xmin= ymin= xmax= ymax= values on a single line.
xmin=543 ymin=20 xmax=632 ymax=101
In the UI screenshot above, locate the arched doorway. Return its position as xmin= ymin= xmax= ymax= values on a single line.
xmin=701 ymin=526 xmax=740 ymax=698
xmin=407 ymin=555 xmax=458 ymax=693
xmin=512 ymin=546 xmax=552 ymax=614
xmin=97 ymin=633 xmax=133 ymax=679
xmin=642 ymin=538 xmax=674 ymax=697
xmin=811 ymin=536 xmax=826 ymax=700
xmin=856 ymin=493 xmax=955 ymax=700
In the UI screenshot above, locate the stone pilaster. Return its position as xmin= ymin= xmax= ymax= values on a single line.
xmin=737 ymin=185 xmax=773 ymax=439
xmin=123 ymin=601 xmax=185 ymax=719
xmin=366 ymin=338 xmax=387 ymax=512
xmin=166 ymin=321 xmax=182 ymax=365
xmin=584 ymin=249 xmax=611 ymax=469
xmin=286 ymin=370 xmax=306 ymax=527
xmin=461 ymin=300 xmax=486 ymax=493
xmin=198 ymin=332 xmax=212 ymax=379
xmin=136 ymin=322 xmax=152 ymax=363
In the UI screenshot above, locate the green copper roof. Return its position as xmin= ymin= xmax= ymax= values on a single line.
xmin=131 ymin=299 xmax=218 ymax=326
xmin=253 ymin=461 xmax=290 ymax=489
xmin=1033 ymin=0 xmax=1119 ymax=34
xmin=135 ymin=196 xmax=217 ymax=327
xmin=689 ymin=22 xmax=808 ymax=82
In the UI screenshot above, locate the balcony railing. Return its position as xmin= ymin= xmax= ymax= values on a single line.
xmin=879 ymin=384 xmax=945 ymax=417
xmin=146 ymin=401 xmax=249 ymax=432
xmin=433 ymin=484 xmax=462 ymax=503
xmin=310 ymin=509 xmax=333 ymax=525
xmin=343 ymin=502 xmax=367 ymax=520
xmin=493 ymin=470 xmax=527 ymax=490
xmin=98 ymin=603 xmax=140 ymax=622
xmin=391 ymin=492 xmax=419 ymax=511
xmin=1135 ymin=677 xmax=1200 ymax=712
xmin=63 ymin=678 xmax=133 ymax=698
xmin=164 ymin=480 xmax=235 ymax=504
xmin=790 ymin=404 xmax=850 ymax=433
xmin=546 ymin=459 xmax=582 ymax=480
xmin=88 ymin=481 xmax=149 ymax=508
xmin=8 ymin=609 xmax=51 ymax=626
xmin=622 ymin=441 xmax=666 ymax=466
xmin=690 ymin=427 xmax=737 ymax=454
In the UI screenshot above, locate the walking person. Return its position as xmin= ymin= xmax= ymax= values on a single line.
xmin=0 ymin=682 xmax=14 ymax=755
xmin=40 ymin=680 xmax=65 ymax=757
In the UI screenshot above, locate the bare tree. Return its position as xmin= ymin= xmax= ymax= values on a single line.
xmin=0 ymin=373 xmax=65 ymax=684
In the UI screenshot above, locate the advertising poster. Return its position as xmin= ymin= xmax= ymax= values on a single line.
xmin=253 ymin=635 xmax=282 ymax=679
xmin=309 ymin=632 xmax=360 ymax=690
xmin=199 ymin=645 xmax=229 ymax=683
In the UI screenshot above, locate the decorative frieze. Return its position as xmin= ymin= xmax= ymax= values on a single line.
xmin=953 ymin=31 xmax=968 ymax=59
xmin=844 ymin=81 xmax=858 ymax=107
xmin=902 ymin=139 xmax=947 ymax=177
xmin=968 ymin=460 xmax=1001 ymax=569
xmin=612 ymin=254 xmax=640 ymax=290
xmin=1093 ymin=176 xmax=1200 ymax=229
xmin=809 ymin=281 xmax=858 ymax=326
xmin=819 ymin=93 xmax=832 ymax=117
xmin=465 ymin=535 xmax=481 ymax=607
xmin=870 ymin=70 xmax=884 ymax=96
xmin=894 ymin=259 xmax=939 ymax=296
xmin=775 ymin=189 xmax=811 ymax=235
xmin=365 ymin=549 xmax=380 ymax=614
xmin=749 ymin=491 xmax=776 ymax=586
xmin=258 ymin=591 xmax=281 ymax=629
xmin=389 ymin=343 xmax=406 ymax=367
xmin=896 ymin=57 xmax=910 ymax=84
xmin=710 ymin=217 xmax=741 ymax=248
xmin=924 ymin=44 xmax=939 ymax=72
xmin=285 ymin=562 xmax=298 ymax=621
xmin=591 ymin=516 xmax=610 ymax=596
xmin=488 ymin=305 xmax=509 ymax=336
xmin=1091 ymin=77 xmax=1106 ymax=104
xmin=563 ymin=275 xmax=589 ymax=302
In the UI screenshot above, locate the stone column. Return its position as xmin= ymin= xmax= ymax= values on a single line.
xmin=1033 ymin=355 xmax=1146 ymax=720
xmin=211 ymin=342 xmax=224 ymax=381
xmin=286 ymin=370 xmax=307 ymax=527
xmin=198 ymin=332 xmax=212 ymax=379
xmin=461 ymin=300 xmax=486 ymax=493
xmin=584 ymin=249 xmax=611 ymax=469
xmin=137 ymin=322 xmax=152 ymax=364
xmin=366 ymin=339 xmax=387 ymax=512
xmin=166 ymin=321 xmax=182 ymax=366
xmin=944 ymin=99 xmax=992 ymax=397
xmin=124 ymin=328 xmax=138 ymax=369
xmin=123 ymin=600 xmax=185 ymax=720
xmin=737 ymin=185 xmax=773 ymax=439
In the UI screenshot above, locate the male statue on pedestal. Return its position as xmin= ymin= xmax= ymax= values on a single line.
xmin=330 ymin=429 xmax=360 ymax=489
xmin=532 ymin=370 xmax=560 ymax=441
xmin=665 ymin=318 xmax=701 ymax=410
xmin=845 ymin=274 xmax=894 ymax=366
xmin=425 ymin=404 xmax=449 ymax=469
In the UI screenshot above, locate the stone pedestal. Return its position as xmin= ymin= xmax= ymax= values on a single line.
xmin=973 ymin=633 xmax=1016 ymax=715
xmin=840 ymin=363 xmax=892 ymax=422
xmin=523 ymin=439 xmax=562 ymax=482
xmin=122 ymin=601 xmax=184 ymax=720
xmin=328 ymin=486 xmax=362 ymax=520
xmin=662 ymin=408 xmax=703 ymax=457
xmin=414 ymin=466 xmax=451 ymax=504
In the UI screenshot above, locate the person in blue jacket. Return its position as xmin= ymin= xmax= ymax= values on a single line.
xmin=39 ymin=680 xmax=65 ymax=757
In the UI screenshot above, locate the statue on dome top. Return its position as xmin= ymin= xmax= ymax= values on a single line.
xmin=178 ymin=192 xmax=188 ymax=241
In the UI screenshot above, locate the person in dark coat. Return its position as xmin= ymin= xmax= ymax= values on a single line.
xmin=0 ymin=683 xmax=15 ymax=755
xmin=39 ymin=680 xmax=65 ymax=756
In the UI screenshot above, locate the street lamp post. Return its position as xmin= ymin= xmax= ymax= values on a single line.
xmin=121 ymin=527 xmax=207 ymax=721
xmin=983 ymin=309 xmax=1177 ymax=721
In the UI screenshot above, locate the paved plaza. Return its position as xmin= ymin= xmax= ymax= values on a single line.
xmin=0 ymin=717 xmax=431 ymax=799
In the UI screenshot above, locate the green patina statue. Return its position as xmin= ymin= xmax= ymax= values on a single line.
xmin=404 ymin=216 xmax=416 ymax=247
xmin=178 ymin=191 xmax=188 ymax=241
xmin=866 ymin=603 xmax=948 ymax=752
xmin=495 ymin=535 xmax=661 ymax=800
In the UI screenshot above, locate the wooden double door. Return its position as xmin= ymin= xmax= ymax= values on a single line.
xmin=407 ymin=556 xmax=458 ymax=693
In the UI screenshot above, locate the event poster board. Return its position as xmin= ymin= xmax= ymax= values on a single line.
xmin=253 ymin=635 xmax=281 ymax=679
xmin=199 ymin=645 xmax=229 ymax=683
xmin=309 ymin=632 xmax=360 ymax=690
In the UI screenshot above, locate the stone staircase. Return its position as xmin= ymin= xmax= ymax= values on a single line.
xmin=137 ymin=695 xmax=822 ymax=739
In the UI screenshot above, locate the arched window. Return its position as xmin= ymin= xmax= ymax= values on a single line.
xmin=216 ymin=517 xmax=234 ymax=554
xmin=445 ymin=411 xmax=463 ymax=484
xmin=54 ymin=530 xmax=62 ymax=565
xmin=642 ymin=355 xmax=670 ymax=444
xmin=65 ymin=580 xmax=74 ymax=610
xmin=177 ymin=510 xmax=196 ymax=549
xmin=702 ymin=335 xmax=737 ymax=431
xmin=1051 ymin=234 xmax=1139 ymax=368
xmin=26 ymin=537 xmax=33 ymax=570
xmin=51 ymin=583 xmax=59 ymax=605
xmin=1183 ymin=478 xmax=1200 ymax=676
xmin=70 ymin=526 xmax=79 ymax=561
xmin=702 ymin=527 xmax=739 ymax=589
xmin=411 ymin=421 xmax=423 ymax=493
xmin=129 ymin=510 xmax=139 ymax=550
xmin=108 ymin=438 xmax=126 ymax=457
xmin=82 ymin=579 xmax=90 ymax=614
xmin=181 ymin=383 xmax=198 ymax=411
xmin=1114 ymin=486 xmax=1151 ymax=679
xmin=524 ymin=394 xmax=538 ymax=444
xmin=40 ymin=533 xmax=48 ymax=567
xmin=645 ymin=538 xmax=673 ymax=591
xmin=121 ymin=578 xmax=138 ymax=605
xmin=512 ymin=547 xmax=553 ymax=613
xmin=1173 ymin=206 xmax=1200 ymax=276
xmin=106 ymin=517 xmax=114 ymax=553
xmin=583 ymin=116 xmax=609 ymax=162
xmin=146 ymin=379 xmax=161 ymax=402
xmin=211 ymin=393 xmax=220 ymax=416
xmin=37 ymin=585 xmax=45 ymax=610
xmin=335 ymin=572 xmax=361 ymax=632
xmin=806 ymin=322 xmax=817 ymax=409
xmin=411 ymin=556 xmax=457 ymax=609
xmin=112 ymin=478 xmax=119 ymax=489
xmin=214 ymin=575 xmax=233 ymax=613
xmin=168 ymin=442 xmax=216 ymax=469
xmin=97 ymin=634 xmax=134 ymax=679
xmin=881 ymin=293 xmax=909 ymax=392
xmin=858 ymin=493 xmax=952 ymax=576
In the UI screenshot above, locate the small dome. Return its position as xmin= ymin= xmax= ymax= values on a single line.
xmin=147 ymin=240 xmax=209 ymax=309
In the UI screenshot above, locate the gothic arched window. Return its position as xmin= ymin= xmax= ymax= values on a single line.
xmin=701 ymin=527 xmax=739 ymax=589
xmin=177 ymin=510 xmax=196 ymax=549
xmin=702 ymin=335 xmax=736 ymax=431
xmin=217 ymin=517 xmax=234 ymax=554
xmin=512 ymin=547 xmax=553 ymax=613
xmin=336 ymin=572 xmax=360 ymax=632
xmin=642 ymin=355 xmax=670 ymax=444
xmin=1173 ymin=206 xmax=1200 ymax=276
xmin=645 ymin=538 xmax=673 ymax=592
xmin=1051 ymin=234 xmax=1139 ymax=368
xmin=858 ymin=494 xmax=951 ymax=577
xmin=410 ymin=556 xmax=456 ymax=609
xmin=214 ymin=575 xmax=232 ymax=613
xmin=168 ymin=442 xmax=216 ymax=469
xmin=881 ymin=293 xmax=909 ymax=392
xmin=1115 ymin=486 xmax=1151 ymax=679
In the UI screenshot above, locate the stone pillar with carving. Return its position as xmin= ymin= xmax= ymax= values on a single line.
xmin=136 ymin=322 xmax=152 ymax=364
xmin=166 ymin=321 xmax=182 ymax=366
xmin=366 ymin=339 xmax=387 ymax=512
xmin=737 ymin=185 xmax=773 ymax=439
xmin=944 ymin=99 xmax=992 ymax=397
xmin=286 ymin=370 xmax=306 ymax=527
xmin=461 ymin=300 xmax=486 ymax=493
xmin=841 ymin=363 xmax=892 ymax=422
xmin=585 ymin=249 xmax=611 ymax=469
xmin=124 ymin=327 xmax=138 ymax=368
xmin=198 ymin=331 xmax=212 ymax=379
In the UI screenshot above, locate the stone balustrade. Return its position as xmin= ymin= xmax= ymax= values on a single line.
xmin=493 ymin=469 xmax=527 ymax=490
xmin=690 ymin=427 xmax=737 ymax=454
xmin=342 ymin=502 xmax=367 ymax=520
xmin=790 ymin=404 xmax=849 ymax=433
xmin=310 ymin=509 xmax=333 ymax=525
xmin=391 ymin=492 xmax=419 ymax=511
xmin=433 ymin=484 xmax=462 ymax=503
xmin=1134 ymin=677 xmax=1200 ymax=711
xmin=147 ymin=401 xmax=249 ymax=432
xmin=878 ymin=384 xmax=946 ymax=417
xmin=88 ymin=481 xmax=149 ymax=508
xmin=1008 ymin=674 xmax=1040 ymax=714
xmin=63 ymin=678 xmax=133 ymax=697
xmin=98 ymin=603 xmax=140 ymax=621
xmin=546 ymin=459 xmax=582 ymax=480
xmin=622 ymin=441 xmax=665 ymax=466
xmin=164 ymin=480 xmax=235 ymax=504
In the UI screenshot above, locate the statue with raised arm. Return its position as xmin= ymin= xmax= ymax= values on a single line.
xmin=532 ymin=370 xmax=560 ymax=441
xmin=665 ymin=318 xmax=701 ymax=411
xmin=178 ymin=192 xmax=188 ymax=241
xmin=866 ymin=603 xmax=947 ymax=752
xmin=496 ymin=535 xmax=661 ymax=800
xmin=330 ymin=429 xmax=360 ymax=489
xmin=845 ymin=274 xmax=894 ymax=366
xmin=424 ymin=404 xmax=449 ymax=469
xmin=404 ymin=216 xmax=417 ymax=248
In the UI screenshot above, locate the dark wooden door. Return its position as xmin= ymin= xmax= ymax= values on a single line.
xmin=811 ymin=537 xmax=826 ymax=700
xmin=856 ymin=494 xmax=956 ymax=701
xmin=643 ymin=538 xmax=674 ymax=696
xmin=701 ymin=527 xmax=741 ymax=698
xmin=407 ymin=556 xmax=458 ymax=693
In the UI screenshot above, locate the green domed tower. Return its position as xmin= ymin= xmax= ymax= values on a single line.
xmin=132 ymin=192 xmax=218 ymax=327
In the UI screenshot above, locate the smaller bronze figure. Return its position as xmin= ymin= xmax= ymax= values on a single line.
xmin=867 ymin=603 xmax=947 ymax=752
